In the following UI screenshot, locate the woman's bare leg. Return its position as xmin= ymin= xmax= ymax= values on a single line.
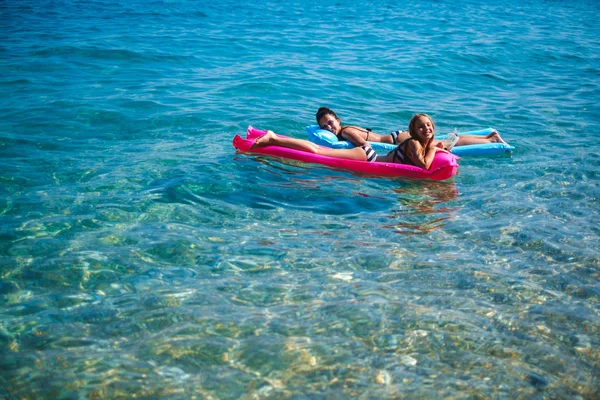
xmin=486 ymin=131 xmax=508 ymax=145
xmin=252 ymin=130 xmax=368 ymax=161
xmin=456 ymin=131 xmax=508 ymax=146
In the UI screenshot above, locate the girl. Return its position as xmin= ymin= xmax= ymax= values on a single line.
xmin=252 ymin=114 xmax=446 ymax=170
xmin=315 ymin=107 xmax=508 ymax=149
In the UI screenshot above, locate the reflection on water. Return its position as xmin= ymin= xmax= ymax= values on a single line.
xmin=384 ymin=181 xmax=459 ymax=235
xmin=1 ymin=0 xmax=600 ymax=397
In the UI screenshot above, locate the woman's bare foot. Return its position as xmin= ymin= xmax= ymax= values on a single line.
xmin=251 ymin=130 xmax=277 ymax=148
xmin=488 ymin=131 xmax=508 ymax=145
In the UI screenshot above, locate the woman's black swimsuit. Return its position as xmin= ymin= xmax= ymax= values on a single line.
xmin=338 ymin=126 xmax=406 ymax=145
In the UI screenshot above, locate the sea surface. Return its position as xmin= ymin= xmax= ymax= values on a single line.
xmin=1 ymin=0 xmax=599 ymax=398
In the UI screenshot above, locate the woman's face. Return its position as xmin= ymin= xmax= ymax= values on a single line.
xmin=412 ymin=116 xmax=434 ymax=141
xmin=318 ymin=113 xmax=342 ymax=134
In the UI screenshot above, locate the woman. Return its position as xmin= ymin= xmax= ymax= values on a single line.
xmin=315 ymin=107 xmax=508 ymax=149
xmin=252 ymin=114 xmax=446 ymax=170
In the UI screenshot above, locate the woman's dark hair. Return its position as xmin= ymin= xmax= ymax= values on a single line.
xmin=315 ymin=107 xmax=339 ymax=124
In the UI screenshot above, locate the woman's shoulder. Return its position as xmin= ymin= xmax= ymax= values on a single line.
xmin=340 ymin=125 xmax=365 ymax=131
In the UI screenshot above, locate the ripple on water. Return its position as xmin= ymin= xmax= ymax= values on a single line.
xmin=1 ymin=0 xmax=600 ymax=398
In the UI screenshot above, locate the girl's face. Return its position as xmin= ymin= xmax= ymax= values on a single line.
xmin=412 ymin=116 xmax=434 ymax=142
xmin=318 ymin=113 xmax=342 ymax=134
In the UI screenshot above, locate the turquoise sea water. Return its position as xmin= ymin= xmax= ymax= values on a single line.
xmin=1 ymin=0 xmax=599 ymax=398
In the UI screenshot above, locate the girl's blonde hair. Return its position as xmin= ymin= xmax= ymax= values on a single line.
xmin=407 ymin=114 xmax=435 ymax=160
xmin=408 ymin=114 xmax=435 ymax=140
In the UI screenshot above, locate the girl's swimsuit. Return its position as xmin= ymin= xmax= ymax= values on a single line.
xmin=391 ymin=138 xmax=414 ymax=165
xmin=338 ymin=126 xmax=377 ymax=162
xmin=361 ymin=144 xmax=377 ymax=162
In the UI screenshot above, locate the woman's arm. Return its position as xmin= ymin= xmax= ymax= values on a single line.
xmin=338 ymin=126 xmax=369 ymax=146
xmin=341 ymin=126 xmax=402 ymax=145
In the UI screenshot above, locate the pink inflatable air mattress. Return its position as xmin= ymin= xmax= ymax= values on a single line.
xmin=233 ymin=126 xmax=459 ymax=181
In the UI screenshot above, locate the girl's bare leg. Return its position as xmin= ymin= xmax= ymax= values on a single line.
xmin=252 ymin=130 xmax=367 ymax=161
xmin=252 ymin=130 xmax=319 ymax=152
